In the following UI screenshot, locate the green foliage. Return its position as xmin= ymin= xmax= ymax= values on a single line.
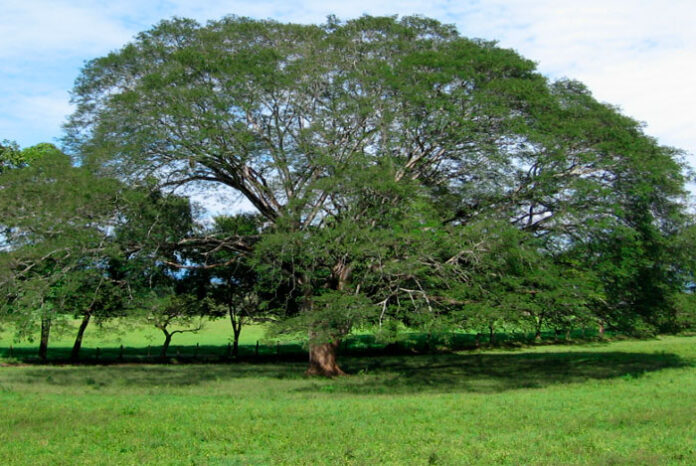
xmin=443 ymin=223 xmax=601 ymax=339
xmin=0 ymin=150 xmax=125 ymax=343
xmin=0 ymin=139 xmax=22 ymax=174
xmin=0 ymin=143 xmax=203 ymax=357
xmin=0 ymin=141 xmax=66 ymax=174
xmin=142 ymin=292 xmax=206 ymax=332
xmin=27 ymin=14 xmax=692 ymax=368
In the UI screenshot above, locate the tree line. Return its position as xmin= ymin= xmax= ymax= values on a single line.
xmin=2 ymin=15 xmax=696 ymax=375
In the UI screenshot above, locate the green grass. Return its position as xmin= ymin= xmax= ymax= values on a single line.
xmin=0 ymin=319 xmax=282 ymax=361
xmin=1 ymin=336 xmax=695 ymax=464
xmin=0 ymin=318 xmax=267 ymax=348
xmin=0 ymin=317 xmax=606 ymax=363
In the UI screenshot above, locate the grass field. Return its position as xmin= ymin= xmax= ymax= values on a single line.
xmin=1 ymin=335 xmax=695 ymax=464
xmin=0 ymin=319 xmax=283 ymax=362
xmin=0 ymin=318 xmax=607 ymax=363
xmin=0 ymin=318 xmax=268 ymax=349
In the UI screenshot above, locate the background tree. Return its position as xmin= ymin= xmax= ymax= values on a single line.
xmin=0 ymin=149 xmax=125 ymax=358
xmin=0 ymin=139 xmax=23 ymax=174
xmin=0 ymin=141 xmax=66 ymax=174
xmin=199 ymin=214 xmax=265 ymax=359
xmin=63 ymin=264 xmax=132 ymax=361
xmin=141 ymin=292 xmax=206 ymax=359
xmin=0 ymin=143 xmax=199 ymax=359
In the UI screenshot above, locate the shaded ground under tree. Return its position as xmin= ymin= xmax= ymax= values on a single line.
xmin=0 ymin=328 xmax=614 ymax=365
xmin=2 ymin=349 xmax=687 ymax=395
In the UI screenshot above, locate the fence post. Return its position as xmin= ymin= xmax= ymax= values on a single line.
xmin=255 ymin=340 xmax=259 ymax=357
xmin=194 ymin=343 xmax=199 ymax=359
xmin=119 ymin=345 xmax=124 ymax=361
xmin=147 ymin=345 xmax=151 ymax=358
xmin=8 ymin=345 xmax=13 ymax=358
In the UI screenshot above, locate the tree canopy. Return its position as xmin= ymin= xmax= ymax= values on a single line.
xmin=55 ymin=15 xmax=695 ymax=374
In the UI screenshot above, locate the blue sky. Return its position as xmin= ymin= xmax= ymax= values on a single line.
xmin=2 ymin=0 xmax=695 ymax=174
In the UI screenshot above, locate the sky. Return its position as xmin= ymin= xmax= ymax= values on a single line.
xmin=2 ymin=0 xmax=695 ymax=208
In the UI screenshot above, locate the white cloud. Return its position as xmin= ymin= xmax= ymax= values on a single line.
xmin=0 ymin=90 xmax=74 ymax=146
xmin=578 ymin=50 xmax=696 ymax=148
xmin=1 ymin=0 xmax=695 ymax=206
xmin=0 ymin=1 xmax=135 ymax=60
xmin=445 ymin=0 xmax=696 ymax=163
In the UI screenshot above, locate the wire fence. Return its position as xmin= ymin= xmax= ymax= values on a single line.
xmin=0 ymin=328 xmax=608 ymax=364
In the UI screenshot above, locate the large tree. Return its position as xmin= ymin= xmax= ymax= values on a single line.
xmin=65 ymin=15 xmax=690 ymax=374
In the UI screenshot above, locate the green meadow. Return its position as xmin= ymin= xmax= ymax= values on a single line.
xmin=1 ymin=335 xmax=695 ymax=464
xmin=0 ymin=318 xmax=266 ymax=350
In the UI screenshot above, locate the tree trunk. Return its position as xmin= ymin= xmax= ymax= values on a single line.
xmin=306 ymin=340 xmax=345 ymax=377
xmin=160 ymin=332 xmax=172 ymax=359
xmin=38 ymin=317 xmax=51 ymax=361
xmin=71 ymin=312 xmax=92 ymax=361
xmin=535 ymin=313 xmax=545 ymax=342
xmin=232 ymin=328 xmax=240 ymax=359
xmin=598 ymin=322 xmax=605 ymax=338
xmin=488 ymin=324 xmax=495 ymax=345
xmin=229 ymin=307 xmax=242 ymax=360
xmin=304 ymin=262 xmax=352 ymax=377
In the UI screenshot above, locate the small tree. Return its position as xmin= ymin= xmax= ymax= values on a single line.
xmin=210 ymin=279 xmax=260 ymax=360
xmin=144 ymin=292 xmax=206 ymax=359
xmin=63 ymin=267 xmax=130 ymax=361
xmin=206 ymin=215 xmax=265 ymax=359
